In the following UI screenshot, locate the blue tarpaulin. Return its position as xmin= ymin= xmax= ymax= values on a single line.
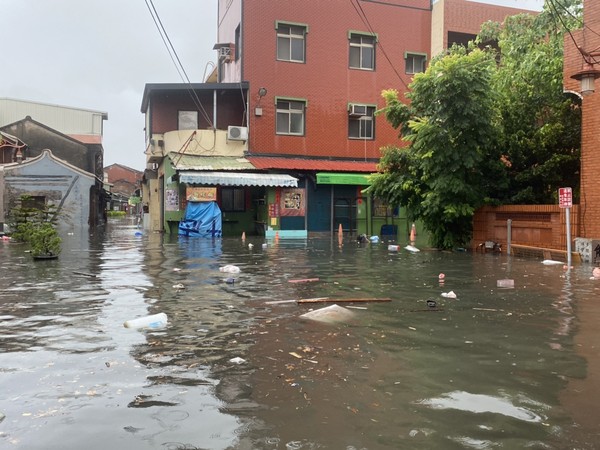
xmin=178 ymin=201 xmax=222 ymax=238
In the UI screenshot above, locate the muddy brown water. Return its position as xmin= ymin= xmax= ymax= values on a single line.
xmin=1 ymin=219 xmax=600 ymax=449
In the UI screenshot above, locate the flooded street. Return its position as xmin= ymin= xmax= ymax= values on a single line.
xmin=1 ymin=219 xmax=600 ymax=449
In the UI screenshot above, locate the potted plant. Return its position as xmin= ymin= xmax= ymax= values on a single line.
xmin=30 ymin=221 xmax=62 ymax=259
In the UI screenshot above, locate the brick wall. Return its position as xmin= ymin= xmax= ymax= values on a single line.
xmin=563 ymin=0 xmax=600 ymax=239
xmin=472 ymin=205 xmax=580 ymax=251
xmin=105 ymin=164 xmax=142 ymax=196
xmin=243 ymin=0 xmax=431 ymax=159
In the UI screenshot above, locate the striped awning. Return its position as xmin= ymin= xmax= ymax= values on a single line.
xmin=178 ymin=171 xmax=297 ymax=187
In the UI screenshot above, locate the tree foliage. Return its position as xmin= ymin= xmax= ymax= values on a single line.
xmin=371 ymin=49 xmax=504 ymax=249
xmin=480 ymin=2 xmax=582 ymax=204
xmin=370 ymin=1 xmax=582 ymax=249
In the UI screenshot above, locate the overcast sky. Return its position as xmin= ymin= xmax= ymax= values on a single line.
xmin=2 ymin=0 xmax=543 ymax=171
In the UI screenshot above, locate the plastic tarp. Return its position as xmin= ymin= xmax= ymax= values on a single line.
xmin=178 ymin=201 xmax=222 ymax=238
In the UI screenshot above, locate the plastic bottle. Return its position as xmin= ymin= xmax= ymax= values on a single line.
xmin=123 ymin=313 xmax=168 ymax=329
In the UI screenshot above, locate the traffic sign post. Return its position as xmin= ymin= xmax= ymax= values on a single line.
xmin=559 ymin=187 xmax=572 ymax=267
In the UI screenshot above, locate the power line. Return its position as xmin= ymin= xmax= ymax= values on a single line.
xmin=144 ymin=0 xmax=214 ymax=127
xmin=350 ymin=0 xmax=411 ymax=91
xmin=546 ymin=0 xmax=600 ymax=64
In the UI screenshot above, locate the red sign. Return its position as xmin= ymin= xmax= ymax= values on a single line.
xmin=559 ymin=187 xmax=572 ymax=208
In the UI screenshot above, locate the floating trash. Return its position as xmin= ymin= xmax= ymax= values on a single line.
xmin=417 ymin=390 xmax=544 ymax=423
xmin=497 ymin=279 xmax=515 ymax=288
xmin=405 ymin=245 xmax=420 ymax=253
xmin=441 ymin=291 xmax=457 ymax=299
xmin=541 ymin=260 xmax=563 ymax=265
xmin=124 ymin=313 xmax=168 ymax=329
xmin=219 ymin=265 xmax=240 ymax=273
xmin=300 ymin=304 xmax=355 ymax=323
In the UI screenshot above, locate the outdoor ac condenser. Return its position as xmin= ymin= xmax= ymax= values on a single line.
xmin=227 ymin=126 xmax=248 ymax=141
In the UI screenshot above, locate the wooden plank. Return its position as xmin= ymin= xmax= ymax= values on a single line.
xmin=297 ymin=297 xmax=391 ymax=304
xmin=288 ymin=278 xmax=319 ymax=283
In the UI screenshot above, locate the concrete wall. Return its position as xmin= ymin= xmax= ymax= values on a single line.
xmin=0 ymin=98 xmax=106 ymax=136
xmin=2 ymin=150 xmax=96 ymax=232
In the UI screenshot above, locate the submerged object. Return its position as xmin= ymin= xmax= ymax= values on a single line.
xmin=124 ymin=313 xmax=168 ymax=329
xmin=300 ymin=304 xmax=355 ymax=323
xmin=497 ymin=279 xmax=515 ymax=288
xmin=541 ymin=259 xmax=563 ymax=265
xmin=219 ymin=265 xmax=241 ymax=273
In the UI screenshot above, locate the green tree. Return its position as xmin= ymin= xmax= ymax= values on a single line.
xmin=371 ymin=49 xmax=504 ymax=249
xmin=371 ymin=2 xmax=582 ymax=249
xmin=480 ymin=2 xmax=582 ymax=203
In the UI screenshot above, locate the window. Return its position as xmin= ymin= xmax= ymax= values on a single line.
xmin=235 ymin=25 xmax=241 ymax=61
xmin=405 ymin=52 xmax=426 ymax=74
xmin=22 ymin=196 xmax=46 ymax=211
xmin=221 ymin=187 xmax=245 ymax=212
xmin=276 ymin=22 xmax=307 ymax=63
xmin=348 ymin=104 xmax=375 ymax=139
xmin=276 ymin=99 xmax=305 ymax=135
xmin=178 ymin=111 xmax=198 ymax=130
xmin=349 ymin=32 xmax=376 ymax=70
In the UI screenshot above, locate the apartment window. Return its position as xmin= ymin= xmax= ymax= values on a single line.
xmin=349 ymin=32 xmax=376 ymax=70
xmin=276 ymin=22 xmax=307 ymax=63
xmin=178 ymin=111 xmax=198 ymax=130
xmin=276 ymin=98 xmax=306 ymax=135
xmin=348 ymin=104 xmax=375 ymax=139
xmin=221 ymin=187 xmax=245 ymax=212
xmin=405 ymin=52 xmax=427 ymax=74
xmin=235 ymin=25 xmax=241 ymax=61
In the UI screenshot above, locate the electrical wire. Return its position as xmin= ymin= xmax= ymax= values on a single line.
xmin=144 ymin=0 xmax=214 ymax=127
xmin=350 ymin=0 xmax=410 ymax=91
xmin=546 ymin=0 xmax=599 ymax=64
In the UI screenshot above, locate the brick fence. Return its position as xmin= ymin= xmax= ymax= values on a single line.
xmin=472 ymin=204 xmax=579 ymax=253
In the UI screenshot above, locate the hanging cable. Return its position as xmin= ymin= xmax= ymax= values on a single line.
xmin=350 ymin=0 xmax=410 ymax=91
xmin=144 ymin=0 xmax=214 ymax=127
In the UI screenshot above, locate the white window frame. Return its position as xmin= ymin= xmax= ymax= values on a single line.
xmin=276 ymin=98 xmax=306 ymax=136
xmin=405 ymin=52 xmax=427 ymax=74
xmin=349 ymin=31 xmax=377 ymax=70
xmin=348 ymin=104 xmax=375 ymax=140
xmin=276 ymin=21 xmax=308 ymax=63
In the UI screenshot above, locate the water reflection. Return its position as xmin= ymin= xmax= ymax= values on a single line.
xmin=1 ymin=220 xmax=600 ymax=449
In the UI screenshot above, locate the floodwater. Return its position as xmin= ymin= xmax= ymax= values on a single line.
xmin=1 ymin=219 xmax=600 ymax=450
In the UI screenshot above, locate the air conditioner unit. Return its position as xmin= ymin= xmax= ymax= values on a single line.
xmin=227 ymin=126 xmax=248 ymax=141
xmin=349 ymin=104 xmax=368 ymax=116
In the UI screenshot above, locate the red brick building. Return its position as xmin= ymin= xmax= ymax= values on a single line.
xmin=564 ymin=0 xmax=600 ymax=261
xmin=141 ymin=1 xmax=539 ymax=237
xmin=210 ymin=0 xmax=537 ymax=234
xmin=104 ymin=163 xmax=142 ymax=212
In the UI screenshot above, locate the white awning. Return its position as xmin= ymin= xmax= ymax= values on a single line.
xmin=179 ymin=171 xmax=298 ymax=187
